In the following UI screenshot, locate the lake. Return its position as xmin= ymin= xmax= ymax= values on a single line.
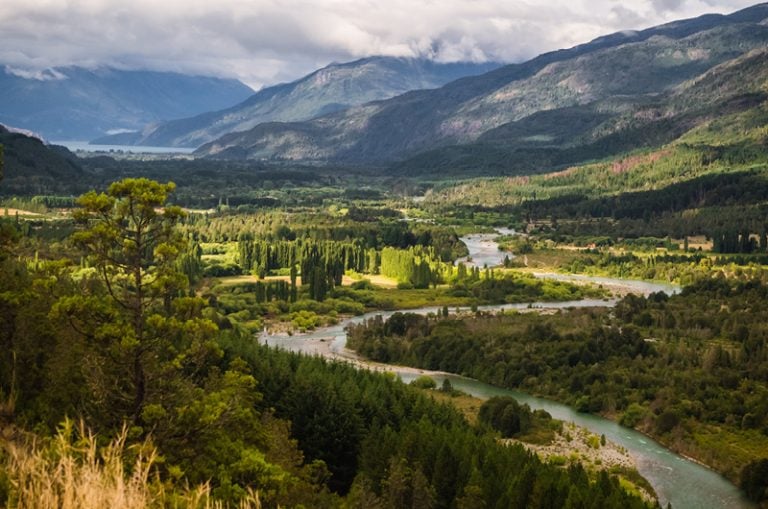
xmin=51 ymin=140 xmax=196 ymax=154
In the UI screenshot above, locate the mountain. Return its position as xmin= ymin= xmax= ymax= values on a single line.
xmin=0 ymin=125 xmax=88 ymax=194
xmin=393 ymin=46 xmax=768 ymax=176
xmin=0 ymin=67 xmax=254 ymax=141
xmin=193 ymin=3 xmax=768 ymax=168
xmin=94 ymin=57 xmax=501 ymax=148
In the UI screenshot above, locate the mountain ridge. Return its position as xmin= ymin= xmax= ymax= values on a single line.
xmin=193 ymin=3 xmax=768 ymax=167
xmin=94 ymin=57 xmax=501 ymax=148
xmin=391 ymin=45 xmax=768 ymax=176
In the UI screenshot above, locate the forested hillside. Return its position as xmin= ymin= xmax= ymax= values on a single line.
xmin=0 ymin=126 xmax=88 ymax=194
xmin=396 ymin=46 xmax=768 ymax=176
xmin=424 ymin=83 xmax=768 ymax=241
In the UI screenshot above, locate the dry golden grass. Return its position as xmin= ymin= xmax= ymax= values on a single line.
xmin=426 ymin=391 xmax=482 ymax=425
xmin=3 ymin=420 xmax=261 ymax=509
xmin=216 ymin=274 xmax=283 ymax=286
xmin=354 ymin=274 xmax=398 ymax=289
xmin=1 ymin=208 xmax=43 ymax=217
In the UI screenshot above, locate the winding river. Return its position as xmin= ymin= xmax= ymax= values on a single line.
xmin=261 ymin=232 xmax=753 ymax=509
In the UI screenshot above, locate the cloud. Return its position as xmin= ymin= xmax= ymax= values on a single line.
xmin=651 ymin=0 xmax=687 ymax=13
xmin=0 ymin=0 xmax=759 ymax=89
xmin=4 ymin=66 xmax=67 ymax=81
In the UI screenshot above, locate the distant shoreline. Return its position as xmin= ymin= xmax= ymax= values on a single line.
xmin=51 ymin=140 xmax=195 ymax=155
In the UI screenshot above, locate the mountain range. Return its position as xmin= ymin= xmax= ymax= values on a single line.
xmin=192 ymin=3 xmax=768 ymax=174
xmin=93 ymin=58 xmax=501 ymax=148
xmin=2 ymin=3 xmax=767 ymax=187
xmin=0 ymin=67 xmax=254 ymax=141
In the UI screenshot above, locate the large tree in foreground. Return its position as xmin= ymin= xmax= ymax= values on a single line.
xmin=52 ymin=178 xmax=325 ymax=503
xmin=62 ymin=178 xmax=195 ymax=424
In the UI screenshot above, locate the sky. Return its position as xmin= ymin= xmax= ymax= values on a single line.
xmin=0 ymin=0 xmax=761 ymax=89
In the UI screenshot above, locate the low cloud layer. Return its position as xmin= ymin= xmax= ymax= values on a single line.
xmin=0 ymin=0 xmax=758 ymax=89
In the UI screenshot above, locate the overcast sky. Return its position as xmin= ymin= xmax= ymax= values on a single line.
xmin=0 ymin=0 xmax=760 ymax=89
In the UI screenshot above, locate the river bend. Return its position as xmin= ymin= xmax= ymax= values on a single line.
xmin=261 ymin=232 xmax=751 ymax=509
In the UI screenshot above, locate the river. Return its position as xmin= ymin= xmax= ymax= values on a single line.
xmin=456 ymin=227 xmax=516 ymax=268
xmin=261 ymin=231 xmax=753 ymax=509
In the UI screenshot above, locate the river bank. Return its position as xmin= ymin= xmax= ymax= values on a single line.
xmin=507 ymin=422 xmax=657 ymax=503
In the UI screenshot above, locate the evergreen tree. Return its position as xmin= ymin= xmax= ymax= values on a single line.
xmin=61 ymin=178 xmax=211 ymax=426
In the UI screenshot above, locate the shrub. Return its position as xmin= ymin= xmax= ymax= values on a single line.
xmin=291 ymin=310 xmax=322 ymax=332
xmin=410 ymin=376 xmax=437 ymax=390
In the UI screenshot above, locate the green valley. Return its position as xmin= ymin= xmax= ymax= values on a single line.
xmin=3 ymin=3 xmax=768 ymax=508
